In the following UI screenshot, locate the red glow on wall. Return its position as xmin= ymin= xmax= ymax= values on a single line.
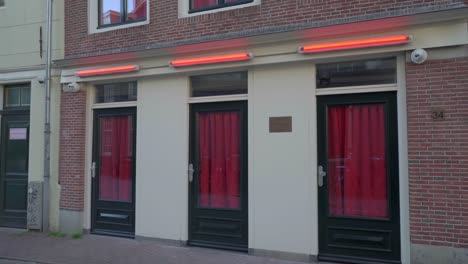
xmin=300 ymin=35 xmax=411 ymax=53
xmin=76 ymin=65 xmax=140 ymax=77
xmin=170 ymin=53 xmax=253 ymax=67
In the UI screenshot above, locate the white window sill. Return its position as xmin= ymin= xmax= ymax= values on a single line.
xmin=178 ymin=0 xmax=260 ymax=18
xmin=90 ymin=20 xmax=149 ymax=34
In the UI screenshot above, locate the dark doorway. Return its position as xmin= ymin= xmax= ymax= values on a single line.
xmin=91 ymin=107 xmax=136 ymax=237
xmin=0 ymin=113 xmax=29 ymax=228
xmin=189 ymin=101 xmax=248 ymax=251
xmin=317 ymin=92 xmax=401 ymax=264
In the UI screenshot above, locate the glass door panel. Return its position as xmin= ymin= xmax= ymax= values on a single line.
xmin=98 ymin=116 xmax=134 ymax=202
xmin=327 ymin=104 xmax=388 ymax=219
xmin=198 ymin=111 xmax=240 ymax=209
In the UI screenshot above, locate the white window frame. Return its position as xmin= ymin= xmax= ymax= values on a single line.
xmin=88 ymin=0 xmax=150 ymax=34
xmin=178 ymin=0 xmax=260 ymax=18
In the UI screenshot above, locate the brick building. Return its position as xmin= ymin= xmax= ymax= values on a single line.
xmin=56 ymin=1 xmax=468 ymax=263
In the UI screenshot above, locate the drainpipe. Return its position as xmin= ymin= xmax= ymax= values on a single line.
xmin=42 ymin=0 xmax=53 ymax=232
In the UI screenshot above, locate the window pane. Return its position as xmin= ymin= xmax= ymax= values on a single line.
xmin=0 ymin=0 xmax=5 ymax=7
xmin=6 ymin=127 xmax=29 ymax=173
xmin=191 ymin=72 xmax=247 ymax=97
xmin=192 ymin=0 xmax=217 ymax=9
xmin=5 ymin=87 xmax=20 ymax=107
xmin=96 ymin=82 xmax=137 ymax=103
xmin=327 ymin=104 xmax=388 ymax=219
xmin=317 ymin=58 xmax=396 ymax=88
xmin=198 ymin=111 xmax=241 ymax=209
xmin=127 ymin=0 xmax=146 ymax=21
xmin=21 ymin=87 xmax=31 ymax=106
xmin=100 ymin=0 xmax=122 ymax=25
xmin=99 ymin=115 xmax=134 ymax=202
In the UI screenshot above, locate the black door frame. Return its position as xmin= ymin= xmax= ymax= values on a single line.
xmin=91 ymin=107 xmax=137 ymax=238
xmin=317 ymin=92 xmax=401 ymax=264
xmin=188 ymin=101 xmax=248 ymax=251
xmin=0 ymin=109 xmax=30 ymax=228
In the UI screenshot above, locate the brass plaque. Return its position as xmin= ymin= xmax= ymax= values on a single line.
xmin=269 ymin=116 xmax=292 ymax=133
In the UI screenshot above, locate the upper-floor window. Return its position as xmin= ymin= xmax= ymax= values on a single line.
xmin=99 ymin=0 xmax=147 ymax=27
xmin=189 ymin=0 xmax=253 ymax=13
xmin=0 ymin=0 xmax=5 ymax=7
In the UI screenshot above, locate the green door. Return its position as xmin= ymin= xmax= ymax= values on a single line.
xmin=317 ymin=92 xmax=401 ymax=264
xmin=189 ymin=101 xmax=248 ymax=251
xmin=91 ymin=108 xmax=136 ymax=237
xmin=0 ymin=114 xmax=29 ymax=228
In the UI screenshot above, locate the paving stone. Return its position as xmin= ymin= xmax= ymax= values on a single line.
xmin=0 ymin=229 xmax=338 ymax=264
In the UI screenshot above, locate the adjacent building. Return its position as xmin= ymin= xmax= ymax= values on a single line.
xmin=11 ymin=0 xmax=465 ymax=263
xmin=0 ymin=0 xmax=63 ymax=232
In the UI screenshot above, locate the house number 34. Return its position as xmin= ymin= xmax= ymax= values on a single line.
xmin=431 ymin=110 xmax=444 ymax=121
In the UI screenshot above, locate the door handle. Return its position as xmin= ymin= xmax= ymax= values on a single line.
xmin=318 ymin=165 xmax=326 ymax=187
xmin=188 ymin=163 xmax=194 ymax=183
xmin=91 ymin=162 xmax=96 ymax=178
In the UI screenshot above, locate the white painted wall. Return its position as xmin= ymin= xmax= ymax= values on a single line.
xmin=249 ymin=62 xmax=316 ymax=255
xmin=131 ymin=63 xmax=318 ymax=253
xmin=28 ymin=80 xmax=46 ymax=183
xmin=0 ymin=0 xmax=64 ymax=69
xmin=135 ymin=76 xmax=189 ymax=240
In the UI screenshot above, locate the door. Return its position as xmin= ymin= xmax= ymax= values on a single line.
xmin=92 ymin=108 xmax=136 ymax=237
xmin=189 ymin=101 xmax=248 ymax=251
xmin=0 ymin=114 xmax=29 ymax=228
xmin=317 ymin=92 xmax=401 ymax=264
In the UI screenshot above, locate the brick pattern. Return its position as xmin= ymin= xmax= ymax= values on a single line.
xmin=407 ymin=57 xmax=468 ymax=248
xmin=64 ymin=0 xmax=468 ymax=57
xmin=59 ymin=89 xmax=87 ymax=211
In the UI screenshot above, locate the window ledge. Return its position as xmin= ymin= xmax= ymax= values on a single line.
xmin=178 ymin=0 xmax=260 ymax=18
xmin=90 ymin=19 xmax=149 ymax=34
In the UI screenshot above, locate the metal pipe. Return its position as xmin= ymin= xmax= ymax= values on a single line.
xmin=42 ymin=0 xmax=53 ymax=232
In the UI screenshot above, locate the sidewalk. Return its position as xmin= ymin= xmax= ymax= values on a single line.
xmin=0 ymin=228 xmax=329 ymax=264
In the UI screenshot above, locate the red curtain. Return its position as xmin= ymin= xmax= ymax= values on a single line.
xmin=99 ymin=116 xmax=133 ymax=202
xmin=193 ymin=0 xmax=217 ymax=9
xmin=199 ymin=111 xmax=240 ymax=209
xmin=327 ymin=104 xmax=388 ymax=218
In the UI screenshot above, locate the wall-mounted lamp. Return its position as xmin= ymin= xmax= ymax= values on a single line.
xmin=170 ymin=53 xmax=253 ymax=67
xmin=299 ymin=35 xmax=412 ymax=54
xmin=76 ymin=65 xmax=140 ymax=77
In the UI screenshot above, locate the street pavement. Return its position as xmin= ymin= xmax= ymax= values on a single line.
xmin=0 ymin=228 xmax=335 ymax=264
xmin=0 ymin=260 xmax=37 ymax=264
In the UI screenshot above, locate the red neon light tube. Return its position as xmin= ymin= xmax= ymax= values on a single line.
xmin=76 ymin=65 xmax=140 ymax=77
xmin=170 ymin=53 xmax=253 ymax=67
xmin=300 ymin=35 xmax=411 ymax=53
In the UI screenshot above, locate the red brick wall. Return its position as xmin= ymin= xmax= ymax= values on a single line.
xmin=59 ymin=90 xmax=87 ymax=211
xmin=65 ymin=0 xmax=468 ymax=57
xmin=407 ymin=57 xmax=468 ymax=248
